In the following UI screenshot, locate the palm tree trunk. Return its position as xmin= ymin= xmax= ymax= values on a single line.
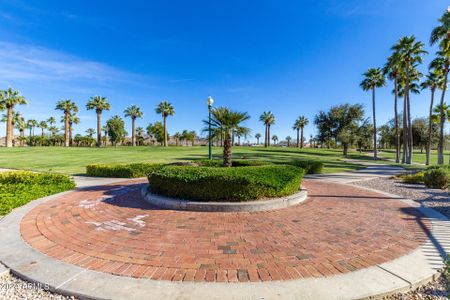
xmin=64 ymin=113 xmax=70 ymax=147
xmin=163 ymin=116 xmax=167 ymax=147
xmin=394 ymin=77 xmax=400 ymax=163
xmin=264 ymin=125 xmax=268 ymax=147
xmin=223 ymin=131 xmax=232 ymax=167
xmin=438 ymin=65 xmax=449 ymax=165
xmin=300 ymin=127 xmax=304 ymax=149
xmin=296 ymin=129 xmax=300 ymax=148
xmin=402 ymin=94 xmax=408 ymax=164
xmin=132 ymin=118 xmax=136 ymax=147
xmin=6 ymin=107 xmax=13 ymax=148
xmin=407 ymin=92 xmax=413 ymax=164
xmin=372 ymin=87 xmax=377 ymax=160
xmin=20 ymin=129 xmax=24 ymax=146
xmin=96 ymin=111 xmax=102 ymax=147
xmin=69 ymin=123 xmax=73 ymax=147
xmin=426 ymin=89 xmax=435 ymax=166
xmin=268 ymin=125 xmax=271 ymax=147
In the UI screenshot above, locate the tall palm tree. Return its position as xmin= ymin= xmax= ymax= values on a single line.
xmin=124 ymin=105 xmax=143 ymax=147
xmin=86 ymin=96 xmax=110 ymax=147
xmin=155 ymin=101 xmax=175 ymax=147
xmin=206 ymin=107 xmax=250 ymax=167
xmin=47 ymin=117 xmax=56 ymax=126
xmin=293 ymin=116 xmax=309 ymax=148
xmin=255 ymin=133 xmax=261 ymax=145
xmin=0 ymin=88 xmax=27 ymax=147
xmin=384 ymin=52 xmax=402 ymax=163
xmin=421 ymin=70 xmax=445 ymax=165
xmin=259 ymin=111 xmax=275 ymax=147
xmin=1 ymin=111 xmax=22 ymax=146
xmin=38 ymin=121 xmax=48 ymax=138
xmin=393 ymin=36 xmax=427 ymax=164
xmin=56 ymin=99 xmax=78 ymax=147
xmin=360 ymin=68 xmax=386 ymax=160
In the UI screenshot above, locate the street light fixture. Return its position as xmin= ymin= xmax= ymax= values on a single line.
xmin=207 ymin=96 xmax=214 ymax=160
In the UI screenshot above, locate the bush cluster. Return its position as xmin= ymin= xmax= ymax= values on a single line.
xmin=423 ymin=167 xmax=450 ymax=189
xmin=86 ymin=163 xmax=162 ymax=178
xmin=148 ymin=165 xmax=304 ymax=202
xmin=0 ymin=171 xmax=75 ymax=216
xmin=399 ymin=172 xmax=424 ymax=184
xmin=284 ymin=160 xmax=324 ymax=174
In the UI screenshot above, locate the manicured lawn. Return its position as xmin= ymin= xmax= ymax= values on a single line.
xmin=378 ymin=149 xmax=450 ymax=166
xmin=0 ymin=146 xmax=372 ymax=175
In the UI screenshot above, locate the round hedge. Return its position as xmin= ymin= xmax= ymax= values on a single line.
xmin=147 ymin=165 xmax=304 ymax=202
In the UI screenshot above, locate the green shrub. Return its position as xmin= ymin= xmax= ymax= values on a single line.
xmin=86 ymin=163 xmax=163 ymax=178
xmin=196 ymin=159 xmax=272 ymax=168
xmin=148 ymin=165 xmax=304 ymax=202
xmin=0 ymin=171 xmax=75 ymax=216
xmin=401 ymin=172 xmax=425 ymax=184
xmin=285 ymin=160 xmax=324 ymax=174
xmin=423 ymin=168 xmax=450 ymax=189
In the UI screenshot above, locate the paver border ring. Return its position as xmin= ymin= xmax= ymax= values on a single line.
xmin=141 ymin=185 xmax=308 ymax=212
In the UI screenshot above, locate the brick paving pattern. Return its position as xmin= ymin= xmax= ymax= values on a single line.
xmin=20 ymin=179 xmax=430 ymax=282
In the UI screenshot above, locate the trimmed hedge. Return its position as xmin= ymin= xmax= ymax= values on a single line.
xmin=86 ymin=163 xmax=163 ymax=178
xmin=0 ymin=171 xmax=75 ymax=216
xmin=285 ymin=160 xmax=324 ymax=174
xmin=148 ymin=165 xmax=304 ymax=202
xmin=399 ymin=172 xmax=424 ymax=184
xmin=196 ymin=159 xmax=272 ymax=168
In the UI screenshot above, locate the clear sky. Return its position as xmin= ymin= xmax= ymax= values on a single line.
xmin=0 ymin=0 xmax=448 ymax=142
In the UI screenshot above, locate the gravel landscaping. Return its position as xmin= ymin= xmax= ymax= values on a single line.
xmin=0 ymin=272 xmax=76 ymax=300
xmin=352 ymin=177 xmax=450 ymax=299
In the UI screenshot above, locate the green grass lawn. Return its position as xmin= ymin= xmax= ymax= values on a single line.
xmin=378 ymin=149 xmax=450 ymax=166
xmin=0 ymin=146 xmax=374 ymax=175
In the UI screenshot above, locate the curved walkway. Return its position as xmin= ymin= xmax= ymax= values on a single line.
xmin=1 ymin=164 xmax=449 ymax=299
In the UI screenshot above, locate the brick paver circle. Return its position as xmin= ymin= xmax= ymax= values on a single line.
xmin=20 ymin=179 xmax=429 ymax=282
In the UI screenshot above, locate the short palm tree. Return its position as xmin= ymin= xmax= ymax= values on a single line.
xmin=38 ymin=121 xmax=48 ymax=137
xmin=155 ymin=101 xmax=175 ymax=147
xmin=26 ymin=119 xmax=37 ymax=145
xmin=56 ymin=99 xmax=78 ymax=147
xmin=286 ymin=136 xmax=292 ymax=147
xmin=293 ymin=116 xmax=309 ymax=148
xmin=48 ymin=126 xmax=59 ymax=136
xmin=207 ymin=107 xmax=250 ymax=167
xmin=68 ymin=114 xmax=80 ymax=146
xmin=173 ymin=132 xmax=181 ymax=146
xmin=15 ymin=116 xmax=26 ymax=146
xmin=360 ymin=68 xmax=386 ymax=160
xmin=86 ymin=96 xmax=110 ymax=147
xmin=255 ymin=133 xmax=261 ymax=144
xmin=421 ymin=70 xmax=445 ymax=165
xmin=272 ymin=135 xmax=278 ymax=145
xmin=86 ymin=128 xmax=96 ymax=138
xmin=47 ymin=117 xmax=56 ymax=126
xmin=124 ymin=105 xmax=143 ymax=147
xmin=259 ymin=111 xmax=275 ymax=147
xmin=0 ymin=88 xmax=27 ymax=147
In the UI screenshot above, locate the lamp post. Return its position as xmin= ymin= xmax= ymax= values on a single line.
xmin=207 ymin=96 xmax=214 ymax=160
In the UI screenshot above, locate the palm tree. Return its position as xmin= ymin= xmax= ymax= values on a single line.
xmin=286 ymin=136 xmax=292 ymax=147
xmin=86 ymin=128 xmax=96 ymax=138
xmin=86 ymin=96 xmax=111 ymax=147
xmin=293 ymin=116 xmax=309 ymax=148
xmin=384 ymin=51 xmax=402 ymax=163
xmin=0 ymin=88 xmax=27 ymax=147
xmin=173 ymin=132 xmax=181 ymax=146
xmin=56 ymin=99 xmax=78 ymax=147
xmin=47 ymin=117 xmax=56 ymax=126
xmin=15 ymin=116 xmax=26 ymax=146
xmin=49 ymin=126 xmax=59 ymax=136
xmin=392 ymin=36 xmax=427 ymax=164
xmin=259 ymin=111 xmax=275 ymax=147
xmin=206 ymin=107 xmax=250 ymax=167
xmin=1 ymin=111 xmax=22 ymax=146
xmin=38 ymin=121 xmax=48 ymax=138
xmin=272 ymin=135 xmax=278 ymax=145
xmin=68 ymin=114 xmax=80 ymax=146
xmin=26 ymin=119 xmax=37 ymax=145
xmin=136 ymin=126 xmax=144 ymax=145
xmin=360 ymin=68 xmax=386 ymax=160
xmin=421 ymin=70 xmax=445 ymax=165
xmin=155 ymin=101 xmax=175 ymax=147
xmin=124 ymin=105 xmax=143 ymax=146
xmin=255 ymin=133 xmax=261 ymax=145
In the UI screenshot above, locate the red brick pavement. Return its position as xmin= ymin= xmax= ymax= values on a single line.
xmin=20 ymin=179 xmax=430 ymax=282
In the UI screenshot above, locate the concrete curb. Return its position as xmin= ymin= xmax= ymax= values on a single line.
xmin=0 ymin=182 xmax=449 ymax=299
xmin=141 ymin=185 xmax=308 ymax=212
xmin=0 ymin=263 xmax=9 ymax=278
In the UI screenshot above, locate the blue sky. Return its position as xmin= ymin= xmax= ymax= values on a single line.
xmin=0 ymin=0 xmax=448 ymax=142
